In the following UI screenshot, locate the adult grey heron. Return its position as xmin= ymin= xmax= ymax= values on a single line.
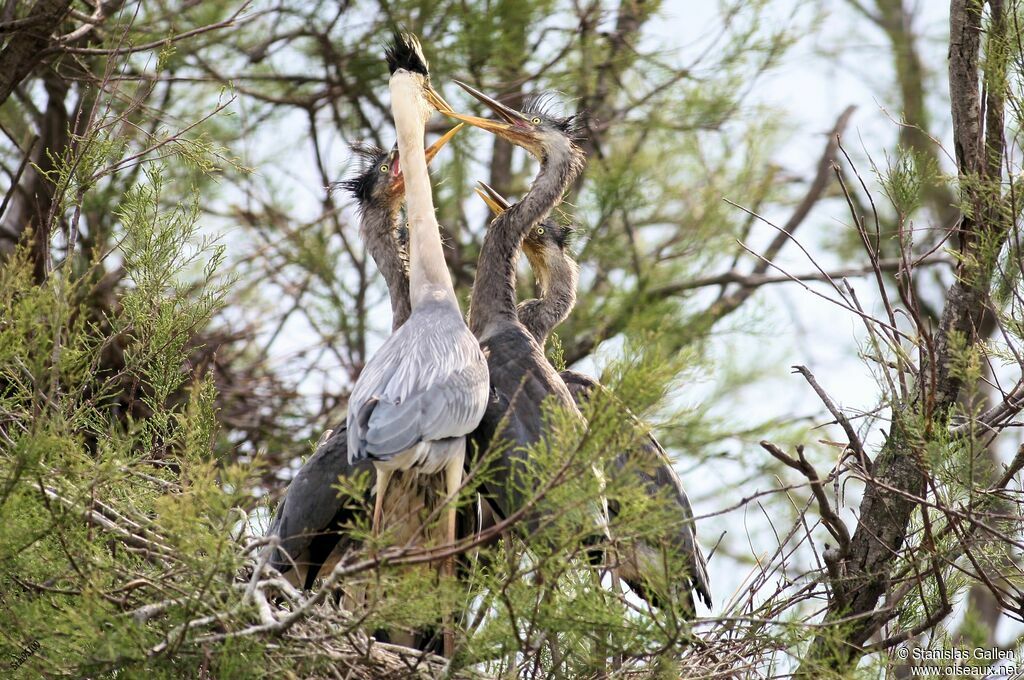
xmin=263 ymin=127 xmax=463 ymax=591
xmin=346 ymin=32 xmax=489 ymax=656
xmin=476 ymin=182 xmax=712 ymax=611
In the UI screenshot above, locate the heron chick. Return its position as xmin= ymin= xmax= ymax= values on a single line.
xmin=474 ymin=178 xmax=712 ymax=613
xmin=474 ymin=180 xmax=578 ymax=346
xmin=341 ymin=124 xmax=462 ymax=330
xmin=430 ymin=83 xmax=591 ymax=545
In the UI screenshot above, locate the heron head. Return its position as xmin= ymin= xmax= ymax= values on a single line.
xmin=525 ymin=218 xmax=575 ymax=253
xmin=474 ymin=181 xmax=575 ymax=256
xmin=385 ymin=31 xmax=453 ymax=121
xmin=440 ymin=84 xmax=584 ymax=160
xmin=340 ymin=125 xmax=462 ymax=208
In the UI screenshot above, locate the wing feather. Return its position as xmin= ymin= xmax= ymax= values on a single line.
xmin=348 ymin=301 xmax=488 ymax=463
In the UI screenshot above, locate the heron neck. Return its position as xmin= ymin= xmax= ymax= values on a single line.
xmin=519 ymin=247 xmax=578 ymax=344
xmin=360 ymin=203 xmax=411 ymax=330
xmin=391 ymin=77 xmax=458 ymax=310
xmin=469 ymin=149 xmax=579 ymax=336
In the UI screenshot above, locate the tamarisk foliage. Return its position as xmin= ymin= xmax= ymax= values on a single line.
xmin=3 ymin=0 xmax=1024 ymax=677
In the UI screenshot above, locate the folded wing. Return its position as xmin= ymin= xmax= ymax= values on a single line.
xmin=348 ymin=303 xmax=488 ymax=463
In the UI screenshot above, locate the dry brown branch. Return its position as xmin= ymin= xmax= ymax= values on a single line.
xmin=760 ymin=441 xmax=852 ymax=562
xmin=655 ymin=255 xmax=950 ymax=296
xmin=791 ymin=365 xmax=868 ymax=469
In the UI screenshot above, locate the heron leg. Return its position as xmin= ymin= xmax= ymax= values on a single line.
xmin=442 ymin=445 xmax=465 ymax=658
xmin=363 ymin=468 xmax=393 ymax=622
xmin=373 ymin=468 xmax=393 ymax=537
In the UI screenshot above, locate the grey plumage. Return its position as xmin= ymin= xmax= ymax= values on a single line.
xmin=347 ymin=298 xmax=489 ymax=471
xmin=441 ymin=84 xmax=588 ymax=531
xmin=339 ymin=143 xmax=411 ymax=330
xmin=365 ymin=42 xmax=486 ymax=658
xmin=475 ymin=180 xmax=579 ymax=346
xmin=469 ymin=127 xmax=713 ymax=611
xmin=561 ymin=370 xmax=712 ymax=609
xmin=263 ymin=89 xmax=463 ymax=589
xmin=265 ymin=426 xmax=373 ymax=588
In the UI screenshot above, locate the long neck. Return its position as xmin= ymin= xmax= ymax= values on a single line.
xmin=360 ymin=203 xmax=411 ymax=330
xmin=469 ymin=151 xmax=577 ymax=336
xmin=391 ymin=77 xmax=457 ymax=309
xmin=519 ymin=247 xmax=578 ymax=344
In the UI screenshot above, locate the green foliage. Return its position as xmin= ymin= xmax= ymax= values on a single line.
xmin=19 ymin=0 xmax=1024 ymax=676
xmin=0 ymin=28 xmax=250 ymax=671
xmin=875 ymin=146 xmax=941 ymax=218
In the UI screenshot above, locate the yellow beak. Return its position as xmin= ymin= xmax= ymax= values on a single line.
xmin=474 ymin=180 xmax=512 ymax=216
xmin=424 ymin=123 xmax=464 ymax=164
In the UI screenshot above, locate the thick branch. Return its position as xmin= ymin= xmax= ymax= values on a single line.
xmin=0 ymin=0 xmax=72 ymax=106
xmin=798 ymin=1 xmax=1013 ymax=673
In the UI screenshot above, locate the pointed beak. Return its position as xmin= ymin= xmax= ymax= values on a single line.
xmin=393 ymin=125 xmax=462 ymax=193
xmin=474 ymin=180 xmax=512 ymax=217
xmin=424 ymin=123 xmax=463 ymax=164
xmin=438 ymin=80 xmax=539 ymax=147
xmin=425 ymin=84 xmax=455 ymax=114
xmin=474 ymin=188 xmax=505 ymax=217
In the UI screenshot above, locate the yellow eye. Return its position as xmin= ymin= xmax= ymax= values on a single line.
xmin=379 ymin=164 xmax=389 ymax=173
xmin=531 ymin=117 xmax=542 ymax=125
xmin=536 ymin=227 xmax=545 ymax=235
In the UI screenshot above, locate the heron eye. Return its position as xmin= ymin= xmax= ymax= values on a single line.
xmin=536 ymin=227 xmax=545 ymax=235
xmin=531 ymin=117 xmax=542 ymax=125
xmin=380 ymin=164 xmax=389 ymax=173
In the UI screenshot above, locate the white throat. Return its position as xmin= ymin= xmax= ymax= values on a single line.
xmin=389 ymin=71 xmax=458 ymax=309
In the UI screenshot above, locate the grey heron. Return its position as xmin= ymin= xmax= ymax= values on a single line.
xmin=473 ymin=181 xmax=578 ymax=346
xmin=263 ymin=128 xmax=463 ymax=591
xmin=471 ymin=156 xmax=712 ymax=613
xmin=436 ymin=84 xmax=588 ymax=530
xmin=346 ymin=32 xmax=489 ymax=657
xmin=345 ymin=125 xmax=462 ymax=332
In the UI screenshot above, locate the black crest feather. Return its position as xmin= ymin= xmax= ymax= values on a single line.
xmin=545 ymin=217 xmax=578 ymax=249
xmin=522 ymin=92 xmax=587 ymax=140
xmin=384 ymin=31 xmax=429 ymax=76
xmin=337 ymin=142 xmax=389 ymax=205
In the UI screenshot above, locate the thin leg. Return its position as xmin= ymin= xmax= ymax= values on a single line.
xmin=373 ymin=468 xmax=393 ymax=537
xmin=365 ymin=468 xmax=392 ymax=620
xmin=442 ymin=445 xmax=465 ymax=658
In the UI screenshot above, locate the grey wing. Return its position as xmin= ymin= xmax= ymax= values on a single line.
xmin=646 ymin=432 xmax=712 ymax=607
xmin=560 ymin=369 xmax=711 ymax=608
xmin=348 ymin=308 xmax=489 ymax=461
xmin=265 ymin=425 xmax=375 ymax=588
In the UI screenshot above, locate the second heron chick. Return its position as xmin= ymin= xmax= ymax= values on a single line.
xmin=340 ymin=124 xmax=462 ymax=330
xmin=475 ymin=180 xmax=578 ymax=346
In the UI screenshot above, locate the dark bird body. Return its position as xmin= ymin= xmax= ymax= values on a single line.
xmin=264 ymin=426 xmax=369 ymax=589
xmin=442 ymin=84 xmax=588 ymax=528
xmin=474 ymin=181 xmax=712 ymax=610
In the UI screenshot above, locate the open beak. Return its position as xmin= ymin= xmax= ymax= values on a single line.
xmin=474 ymin=180 xmax=511 ymax=216
xmin=437 ymin=80 xmax=539 ymax=147
xmin=388 ymin=147 xmax=401 ymax=179
xmin=393 ymin=124 xmax=463 ymax=192
xmin=424 ymin=123 xmax=463 ymax=164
